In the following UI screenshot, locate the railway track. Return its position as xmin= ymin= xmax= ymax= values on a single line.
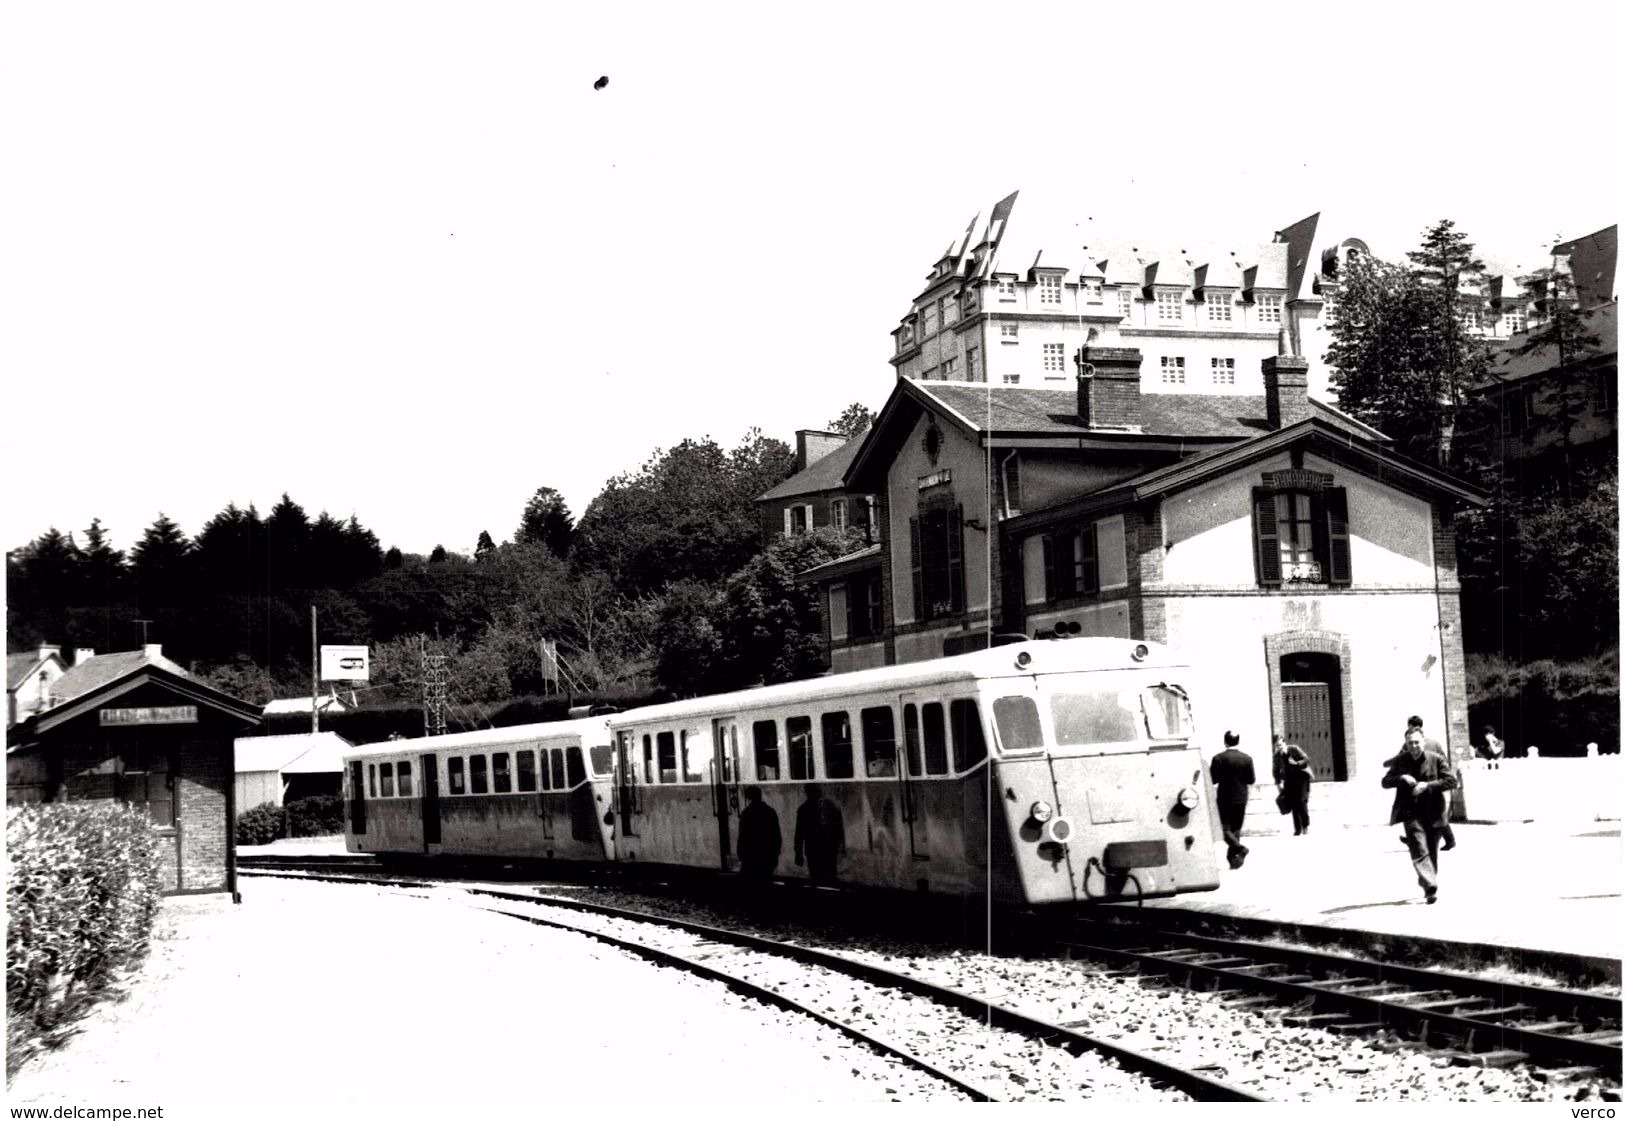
xmin=1043 ymin=916 xmax=1623 ymax=1080
xmin=239 ymin=859 xmax=1255 ymax=1101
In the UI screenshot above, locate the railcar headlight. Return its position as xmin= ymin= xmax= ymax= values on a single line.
xmin=1029 ymin=800 xmax=1054 ymax=823
xmin=1044 ymin=816 xmax=1074 ymax=845
xmin=1176 ymin=787 xmax=1201 ymax=811
xmin=1015 ymin=650 xmax=1033 ymax=670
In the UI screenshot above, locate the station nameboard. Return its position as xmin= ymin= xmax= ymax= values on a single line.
xmin=320 ymin=644 xmax=370 ymax=682
xmin=100 ymin=705 xmax=198 ymax=726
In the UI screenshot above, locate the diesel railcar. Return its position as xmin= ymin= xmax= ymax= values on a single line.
xmin=344 ymin=717 xmax=616 ymax=862
xmin=606 ymin=638 xmax=1224 ymax=905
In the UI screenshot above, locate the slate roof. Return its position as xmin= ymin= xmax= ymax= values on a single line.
xmin=49 ymin=648 xmax=191 ymax=704
xmin=757 ymin=431 xmax=869 ymax=501
xmin=7 ymin=653 xmax=49 ymax=692
xmin=236 ymin=731 xmax=352 ymax=775
xmin=918 ymin=383 xmax=1387 ymax=442
xmin=1478 ymin=302 xmax=1618 ymax=388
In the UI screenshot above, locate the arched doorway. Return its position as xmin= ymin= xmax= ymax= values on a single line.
xmin=1279 ymin=651 xmax=1347 ymax=781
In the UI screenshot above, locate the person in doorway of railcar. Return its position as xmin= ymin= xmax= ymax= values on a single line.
xmin=737 ymin=785 xmax=782 ymax=889
xmin=1382 ymin=727 xmax=1458 ymax=904
xmin=1271 ymin=735 xmax=1313 ymax=836
xmin=1406 ymin=716 xmax=1457 ymax=850
xmin=1209 ymin=731 xmax=1255 ymax=869
xmin=794 ymin=783 xmax=846 ymax=886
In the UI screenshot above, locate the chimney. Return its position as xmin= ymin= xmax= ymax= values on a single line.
xmin=73 ymin=647 xmax=96 ymax=665
xmin=143 ymin=643 xmax=164 ymax=660
xmin=1262 ymin=355 xmax=1312 ymax=429
xmin=37 ymin=644 xmax=61 ymax=663
xmin=795 ymin=430 xmax=846 ymax=473
xmin=1075 ymin=347 xmax=1143 ymax=430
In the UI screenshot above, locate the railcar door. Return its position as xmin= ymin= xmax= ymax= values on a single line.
xmin=614 ymin=729 xmax=639 ymax=838
xmin=711 ymin=719 xmax=742 ymax=869
xmin=349 ymin=761 xmax=366 ymax=836
xmin=540 ymin=747 xmax=560 ymax=841
xmin=897 ymin=693 xmax=924 ymax=861
xmin=420 ymin=753 xmax=440 ymax=850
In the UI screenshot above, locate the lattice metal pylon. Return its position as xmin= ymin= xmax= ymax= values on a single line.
xmin=421 ymin=640 xmax=449 ymax=736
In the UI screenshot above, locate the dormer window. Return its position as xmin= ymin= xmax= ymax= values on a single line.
xmin=1502 ymin=305 xmax=1527 ymax=335
xmin=1118 ymin=288 xmax=1135 ymax=321
xmin=1083 ymin=278 xmax=1103 ymax=303
xmin=1206 ymin=290 xmax=1233 ymax=323
xmin=1038 ymin=274 xmax=1062 ymax=306
xmin=996 ymin=276 xmax=1016 ymax=300
xmin=1256 ymin=293 xmax=1283 ymax=325
xmin=1155 ymin=289 xmax=1184 ymax=323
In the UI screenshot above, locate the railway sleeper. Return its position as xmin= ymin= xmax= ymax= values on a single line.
xmin=1567 ymin=1030 xmax=1623 ymax=1045
xmin=1407 ymin=997 xmax=1495 ymax=1013
xmin=1324 ymin=1021 xmax=1388 ymax=1036
xmin=1471 ymin=1004 xmax=1537 ymax=1020
xmin=1220 ymin=995 xmax=1281 ymax=1010
xmin=1281 ymin=1012 xmax=1354 ymax=1028
xmin=1525 ymin=1020 xmax=1585 ymax=1035
xmin=1383 ymin=989 xmax=1455 ymax=1006
xmin=1451 ymin=1049 xmax=1533 ymax=1069
xmin=1329 ymin=982 xmax=1405 ymax=997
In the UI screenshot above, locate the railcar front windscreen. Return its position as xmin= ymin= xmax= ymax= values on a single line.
xmin=1044 ymin=672 xmax=1194 ymax=754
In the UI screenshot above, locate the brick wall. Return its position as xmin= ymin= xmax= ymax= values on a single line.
xmin=179 ymin=735 xmax=229 ymax=892
xmin=1433 ymin=506 xmax=1472 ymax=766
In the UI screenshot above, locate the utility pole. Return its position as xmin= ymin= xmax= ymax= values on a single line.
xmin=133 ymin=618 xmax=153 ymax=647
xmin=311 ymin=605 xmax=319 ymax=734
xmin=421 ymin=637 xmax=448 ymax=736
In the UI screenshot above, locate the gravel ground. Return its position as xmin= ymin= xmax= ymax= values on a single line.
xmin=5 ymin=878 xmax=977 ymax=1112
xmin=516 ymin=879 xmax=1621 ymax=1103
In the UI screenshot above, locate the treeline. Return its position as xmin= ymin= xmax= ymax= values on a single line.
xmin=1327 ymin=220 xmax=1617 ymax=661
xmin=7 ymin=410 xmax=875 ymax=714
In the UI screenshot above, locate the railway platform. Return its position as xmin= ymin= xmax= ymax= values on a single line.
xmin=1131 ymin=819 xmax=1623 ymax=980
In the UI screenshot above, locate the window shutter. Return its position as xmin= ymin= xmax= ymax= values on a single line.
xmin=1004 ymin=456 xmax=1022 ymax=516
xmin=783 ymin=507 xmax=792 ymax=537
xmin=844 ymin=581 xmax=858 ymax=638
xmin=1253 ymin=488 xmax=1282 ymax=586
xmin=947 ymin=505 xmax=964 ymax=613
xmin=1080 ymin=523 xmax=1100 ymax=593
xmin=1325 ymin=487 xmax=1352 ymax=586
xmin=1041 ymin=535 xmax=1057 ymax=602
xmin=910 ymin=517 xmax=924 ymax=620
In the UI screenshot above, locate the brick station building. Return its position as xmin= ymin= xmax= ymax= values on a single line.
xmin=6 ymin=644 xmax=261 ymax=897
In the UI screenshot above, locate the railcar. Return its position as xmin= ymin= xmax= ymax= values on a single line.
xmin=605 ymin=638 xmax=1224 ymax=905
xmin=344 ymin=717 xmax=616 ymax=862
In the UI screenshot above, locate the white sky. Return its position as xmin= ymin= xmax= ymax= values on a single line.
xmin=4 ymin=2 xmax=1618 ymax=557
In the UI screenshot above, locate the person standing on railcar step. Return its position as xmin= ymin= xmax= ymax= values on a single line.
xmin=794 ymin=783 xmax=846 ymax=885
xmin=1407 ymin=716 xmax=1457 ymax=850
xmin=1271 ymin=735 xmax=1313 ymax=836
xmin=1383 ymin=727 xmax=1458 ymax=904
xmin=1209 ymin=731 xmax=1255 ymax=869
xmin=737 ymin=785 xmax=781 ymax=888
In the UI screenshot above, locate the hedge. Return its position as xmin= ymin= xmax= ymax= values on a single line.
xmin=6 ymin=803 xmax=164 ymax=1076
xmin=235 ymin=802 xmax=282 ymax=846
xmin=1467 ymin=651 xmax=1620 ymax=757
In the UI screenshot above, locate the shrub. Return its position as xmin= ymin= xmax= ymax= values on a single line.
xmin=286 ymin=795 xmax=344 ymax=838
xmin=235 ymin=802 xmax=284 ymax=846
xmin=7 ymin=803 xmax=163 ymax=1075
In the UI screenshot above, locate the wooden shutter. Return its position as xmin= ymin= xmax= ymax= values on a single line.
xmin=1004 ymin=456 xmax=1022 ymax=516
xmin=947 ymin=505 xmax=964 ymax=614
xmin=844 ymin=580 xmax=859 ymax=638
xmin=1253 ymin=488 xmax=1282 ymax=587
xmin=1041 ymin=535 xmax=1057 ymax=602
xmin=1079 ymin=523 xmax=1099 ymax=593
xmin=910 ymin=517 xmax=924 ymax=621
xmin=1324 ymin=487 xmax=1352 ymax=586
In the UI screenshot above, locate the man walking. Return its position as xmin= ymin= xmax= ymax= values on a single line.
xmin=1209 ymin=731 xmax=1255 ymax=869
xmin=1407 ymin=716 xmax=1457 ymax=850
xmin=736 ymin=785 xmax=781 ymax=889
xmin=1382 ymin=727 xmax=1458 ymax=904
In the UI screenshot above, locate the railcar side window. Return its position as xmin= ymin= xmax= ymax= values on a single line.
xmin=368 ymin=764 xmax=378 ymax=797
xmin=550 ymin=748 xmax=566 ymax=790
xmin=470 ymin=755 xmax=489 ymax=795
xmin=448 ymin=757 xmax=466 ymax=795
xmin=380 ymin=764 xmax=395 ymax=798
xmin=922 ymin=703 xmax=949 ymax=775
xmin=566 ymin=746 xmax=586 ymax=787
xmin=753 ymin=720 xmax=780 ymax=781
xmin=492 ymin=752 xmax=512 ymax=794
xmin=642 ymin=735 xmax=655 ymax=783
xmin=861 ymin=707 xmax=897 ymax=777
xmin=787 ymin=716 xmax=815 ymax=781
xmin=656 ymin=732 xmax=677 ymax=783
xmin=950 ymin=699 xmax=987 ymax=771
xmin=992 ymin=696 xmax=1044 ymax=752
xmin=517 ymin=751 xmax=538 ymax=792
xmin=680 ymin=731 xmax=706 ymax=783
xmin=539 ymin=752 xmax=552 ymax=791
xmin=716 ymin=727 xmax=735 ymax=783
xmin=821 ymin=712 xmax=855 ymax=779
xmin=397 ymin=761 xmax=413 ymax=797
xmin=589 ymin=745 xmax=614 ymax=776
xmin=1051 ymin=689 xmax=1140 ymax=747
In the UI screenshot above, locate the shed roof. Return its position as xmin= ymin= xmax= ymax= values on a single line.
xmin=263 ymin=695 xmax=353 ymax=716
xmin=7 ymin=652 xmax=56 ymax=692
xmin=235 ymin=732 xmax=353 ymax=775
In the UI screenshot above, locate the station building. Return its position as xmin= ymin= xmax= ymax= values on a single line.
xmin=5 ymin=644 xmax=262 ymax=896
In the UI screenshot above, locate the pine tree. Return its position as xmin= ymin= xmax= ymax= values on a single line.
xmin=516 ymin=487 xmax=574 ymax=557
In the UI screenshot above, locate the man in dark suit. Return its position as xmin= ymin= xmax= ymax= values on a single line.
xmin=736 ymin=785 xmax=781 ymax=889
xmin=1408 ymin=715 xmax=1457 ymax=850
xmin=1209 ymin=731 xmax=1255 ymax=869
xmin=1383 ymin=727 xmax=1458 ymax=903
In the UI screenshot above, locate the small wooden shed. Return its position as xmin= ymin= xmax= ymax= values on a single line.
xmin=234 ymin=731 xmax=350 ymax=812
